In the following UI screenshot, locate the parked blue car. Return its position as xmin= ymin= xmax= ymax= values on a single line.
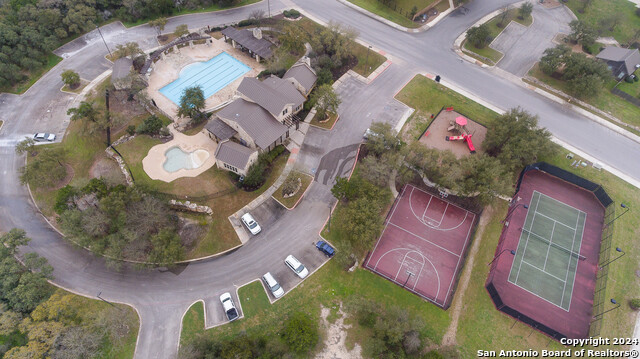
xmin=316 ymin=241 xmax=335 ymax=257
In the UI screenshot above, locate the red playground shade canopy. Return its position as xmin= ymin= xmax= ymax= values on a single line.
xmin=455 ymin=116 xmax=467 ymax=127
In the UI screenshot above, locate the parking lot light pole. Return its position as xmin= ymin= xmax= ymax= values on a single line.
xmin=604 ymin=203 xmax=630 ymax=227
xmin=501 ymin=204 xmax=528 ymax=224
xmin=592 ymin=299 xmax=620 ymax=321
xmin=487 ymin=249 xmax=516 ymax=266
xmin=328 ymin=203 xmax=332 ymax=232
xmin=95 ymin=25 xmax=113 ymax=59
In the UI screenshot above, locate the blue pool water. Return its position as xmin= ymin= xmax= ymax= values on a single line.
xmin=159 ymin=52 xmax=250 ymax=105
xmin=163 ymin=147 xmax=193 ymax=173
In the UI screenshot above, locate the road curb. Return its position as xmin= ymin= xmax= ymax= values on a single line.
xmin=272 ymin=173 xmax=316 ymax=210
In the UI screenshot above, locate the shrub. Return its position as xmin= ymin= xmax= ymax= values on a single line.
xmin=136 ymin=115 xmax=164 ymax=135
xmin=126 ymin=125 xmax=136 ymax=135
xmin=283 ymin=9 xmax=301 ymax=19
xmin=242 ymin=161 xmax=267 ymax=189
xmin=61 ymin=69 xmax=80 ymax=88
xmin=81 ymin=178 xmax=109 ymax=198
xmin=133 ymin=55 xmax=146 ymax=71
xmin=54 ymin=185 xmax=76 ymax=214
xmin=261 ymin=145 xmax=285 ymax=164
xmin=281 ymin=175 xmax=299 ymax=196
xmin=630 ymin=299 xmax=640 ymax=310
xmin=281 ymin=312 xmax=318 ymax=354
xmin=238 ymin=19 xmax=258 ymax=27
xmin=467 ymin=24 xmax=491 ymax=48
xmin=626 ymin=76 xmax=635 ymax=83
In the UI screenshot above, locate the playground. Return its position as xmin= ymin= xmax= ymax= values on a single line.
xmin=365 ymin=184 xmax=477 ymax=309
xmin=486 ymin=164 xmax=609 ymax=339
xmin=418 ymin=107 xmax=487 ymax=158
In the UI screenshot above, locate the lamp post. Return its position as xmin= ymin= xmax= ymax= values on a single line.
xmin=501 ymin=203 xmax=528 ymax=224
xmin=328 ymin=203 xmax=332 ymax=232
xmin=267 ymin=0 xmax=271 ymax=18
xmin=95 ymin=24 xmax=113 ymax=59
xmin=592 ymin=299 xmax=620 ymax=321
xmin=366 ymin=45 xmax=372 ymax=71
xmin=487 ymin=249 xmax=516 ymax=266
xmin=600 ymin=247 xmax=625 ymax=268
xmin=604 ymin=203 xmax=630 ymax=227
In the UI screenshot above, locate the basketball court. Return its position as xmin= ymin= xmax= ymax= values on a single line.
xmin=365 ymin=184 xmax=477 ymax=309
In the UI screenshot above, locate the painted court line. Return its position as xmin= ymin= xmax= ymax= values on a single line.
xmin=408 ymin=188 xmax=469 ymax=231
xmin=366 ymin=186 xmax=407 ymax=269
xmin=514 ymin=192 xmax=541 ymax=285
xmin=535 ymin=211 xmax=579 ymax=231
xmin=387 ymin=222 xmax=462 ymax=258
xmin=443 ymin=209 xmax=475 ymax=302
xmin=521 ymin=260 xmax=567 ymax=283
xmin=543 ymin=221 xmax=557 ymax=271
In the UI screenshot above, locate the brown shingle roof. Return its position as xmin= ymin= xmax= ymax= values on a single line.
xmin=237 ymin=77 xmax=304 ymax=117
xmin=221 ymin=27 xmax=273 ymax=59
xmin=217 ymin=98 xmax=288 ymax=150
xmin=205 ymin=118 xmax=237 ymax=141
xmin=215 ymin=141 xmax=255 ymax=170
xmin=596 ymin=47 xmax=640 ymax=76
xmin=284 ymin=61 xmax=317 ymax=93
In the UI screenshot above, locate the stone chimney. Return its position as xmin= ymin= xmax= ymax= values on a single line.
xmin=301 ymin=56 xmax=311 ymax=67
xmin=252 ymin=28 xmax=262 ymax=40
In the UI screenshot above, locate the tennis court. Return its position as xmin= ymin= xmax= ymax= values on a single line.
xmin=365 ymin=184 xmax=477 ymax=309
xmin=508 ymin=191 xmax=587 ymax=311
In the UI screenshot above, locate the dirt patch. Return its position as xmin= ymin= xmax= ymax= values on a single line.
xmin=109 ymin=90 xmax=149 ymax=133
xmin=48 ymin=164 xmax=74 ymax=190
xmin=179 ymin=217 xmax=206 ymax=251
xmin=89 ymin=155 xmax=126 ymax=185
xmin=418 ymin=109 xmax=487 ymax=158
xmin=541 ymin=0 xmax=562 ymax=9
xmin=442 ymin=205 xmax=495 ymax=346
xmin=316 ymin=304 xmax=362 ymax=359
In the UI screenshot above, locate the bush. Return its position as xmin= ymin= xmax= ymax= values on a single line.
xmin=54 ymin=185 xmax=76 ymax=215
xmin=281 ymin=312 xmax=318 ymax=354
xmin=238 ymin=19 xmax=258 ymax=27
xmin=261 ymin=145 xmax=285 ymax=164
xmin=136 ymin=115 xmax=163 ymax=135
xmin=636 ymin=7 xmax=640 ymax=17
xmin=81 ymin=178 xmax=110 ymax=197
xmin=242 ymin=161 xmax=267 ymax=189
xmin=132 ymin=55 xmax=146 ymax=71
xmin=281 ymin=175 xmax=299 ymax=196
xmin=630 ymin=299 xmax=640 ymax=310
xmin=283 ymin=9 xmax=301 ymax=19
xmin=126 ymin=125 xmax=136 ymax=136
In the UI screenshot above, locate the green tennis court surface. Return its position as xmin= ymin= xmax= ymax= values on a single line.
xmin=508 ymin=191 xmax=587 ymax=311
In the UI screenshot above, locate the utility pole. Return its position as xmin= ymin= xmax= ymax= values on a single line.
xmin=105 ymin=89 xmax=111 ymax=146
xmin=96 ymin=24 xmax=113 ymax=59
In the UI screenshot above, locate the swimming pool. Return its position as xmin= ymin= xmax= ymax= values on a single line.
xmin=159 ymin=52 xmax=250 ymax=105
xmin=163 ymin=146 xmax=210 ymax=173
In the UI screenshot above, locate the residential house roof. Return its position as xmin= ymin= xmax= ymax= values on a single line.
xmin=205 ymin=118 xmax=237 ymax=141
xmin=596 ymin=47 xmax=640 ymax=76
xmin=221 ymin=27 xmax=273 ymax=59
xmin=217 ymin=98 xmax=288 ymax=150
xmin=215 ymin=141 xmax=255 ymax=170
xmin=284 ymin=59 xmax=317 ymax=94
xmin=112 ymin=57 xmax=133 ymax=81
xmin=237 ymin=77 xmax=305 ymax=117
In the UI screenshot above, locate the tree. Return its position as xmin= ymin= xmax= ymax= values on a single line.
xmin=1 ymin=228 xmax=30 ymax=253
xmin=568 ymin=20 xmax=597 ymax=47
xmin=410 ymin=6 xmax=418 ymax=19
xmin=518 ymin=2 xmax=533 ymax=20
xmin=467 ymin=24 xmax=491 ymax=48
xmin=174 ymin=24 xmax=189 ymax=38
xmin=249 ymin=9 xmax=265 ymax=24
xmin=340 ymin=196 xmax=385 ymax=251
xmin=281 ymin=175 xmax=299 ymax=196
xmin=498 ymin=6 xmax=510 ymax=28
xmin=539 ymin=45 xmax=570 ymax=75
xmin=113 ymin=42 xmax=143 ymax=60
xmin=562 ymin=53 xmax=609 ymax=98
xmin=177 ymin=86 xmax=206 ymax=123
xmin=60 ymin=70 xmax=80 ymax=89
xmin=331 ymin=177 xmax=358 ymax=201
xmin=360 ymin=152 xmax=401 ymax=187
xmin=598 ymin=13 xmax=624 ymax=32
xmin=365 ymin=122 xmax=402 ymax=156
xmin=311 ymin=84 xmax=341 ymax=121
xmin=279 ymin=23 xmax=307 ymax=53
xmin=20 ymin=148 xmax=68 ymax=189
xmin=455 ymin=154 xmax=511 ymax=204
xmin=15 ymin=138 xmax=37 ymax=157
xmin=281 ymin=312 xmax=318 ymax=354
xmin=483 ymin=108 xmax=552 ymax=171
xmin=67 ymin=101 xmax=99 ymax=123
xmin=52 ymin=326 xmax=102 ymax=359
xmin=148 ymin=229 xmax=184 ymax=265
xmin=136 ymin=115 xmax=163 ymax=135
xmin=148 ymin=17 xmax=168 ymax=36
xmin=242 ymin=161 xmax=267 ymax=189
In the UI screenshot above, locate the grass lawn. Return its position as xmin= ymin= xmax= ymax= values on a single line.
xmin=463 ymin=8 xmax=532 ymax=65
xmin=0 ymin=53 xmax=63 ymax=95
xmin=462 ymin=39 xmax=503 ymax=65
xmin=346 ymin=0 xmax=439 ymax=28
xmin=237 ymin=281 xmax=271 ymax=318
xmin=562 ymin=0 xmax=640 ymax=45
xmin=617 ymin=79 xmax=640 ymax=98
xmin=528 ymin=63 xmax=640 ymax=129
xmin=272 ymin=171 xmax=314 ymax=209
xmin=121 ymin=0 xmax=261 ymax=28
xmin=309 ymin=112 xmax=339 ymax=130
xmin=393 ymin=73 xmax=640 ymax=355
xmin=180 ymin=301 xmax=204 ymax=346
xmin=394 ymin=74 xmax=498 ymax=141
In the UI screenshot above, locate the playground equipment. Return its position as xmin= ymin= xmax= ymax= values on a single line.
xmin=445 ymin=115 xmax=476 ymax=154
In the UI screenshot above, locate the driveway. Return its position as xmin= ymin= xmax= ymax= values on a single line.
xmin=490 ymin=2 xmax=574 ymax=76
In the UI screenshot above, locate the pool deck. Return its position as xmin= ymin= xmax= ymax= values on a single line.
xmin=142 ymin=126 xmax=219 ymax=183
xmin=147 ymin=38 xmax=264 ymax=119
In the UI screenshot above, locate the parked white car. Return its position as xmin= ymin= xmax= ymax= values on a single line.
xmin=241 ymin=213 xmax=261 ymax=235
xmin=33 ymin=133 xmax=56 ymax=142
xmin=284 ymin=255 xmax=309 ymax=279
xmin=262 ymin=272 xmax=284 ymax=299
xmin=219 ymin=292 xmax=239 ymax=322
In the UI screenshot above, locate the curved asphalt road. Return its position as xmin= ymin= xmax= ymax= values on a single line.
xmin=1 ymin=0 xmax=639 ymax=358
